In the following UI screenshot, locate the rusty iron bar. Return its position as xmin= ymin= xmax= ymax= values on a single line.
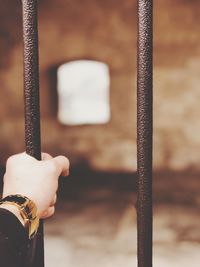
xmin=22 ymin=0 xmax=44 ymax=266
xmin=137 ymin=0 xmax=153 ymax=267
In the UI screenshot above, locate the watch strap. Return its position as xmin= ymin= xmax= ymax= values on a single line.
xmin=0 ymin=194 xmax=39 ymax=239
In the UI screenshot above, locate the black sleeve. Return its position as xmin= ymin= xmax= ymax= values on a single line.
xmin=0 ymin=208 xmax=30 ymax=267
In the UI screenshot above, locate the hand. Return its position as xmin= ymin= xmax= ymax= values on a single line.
xmin=2 ymin=152 xmax=70 ymax=219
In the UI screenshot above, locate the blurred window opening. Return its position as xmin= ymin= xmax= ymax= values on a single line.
xmin=57 ymin=60 xmax=111 ymax=125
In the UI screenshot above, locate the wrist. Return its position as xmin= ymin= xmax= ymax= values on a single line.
xmin=0 ymin=203 xmax=25 ymax=226
xmin=0 ymin=194 xmax=40 ymax=239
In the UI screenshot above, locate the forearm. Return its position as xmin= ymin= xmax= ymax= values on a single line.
xmin=0 ymin=208 xmax=29 ymax=267
xmin=0 ymin=204 xmax=25 ymax=226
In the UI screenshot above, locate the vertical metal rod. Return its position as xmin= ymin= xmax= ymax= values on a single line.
xmin=137 ymin=0 xmax=153 ymax=267
xmin=22 ymin=0 xmax=44 ymax=266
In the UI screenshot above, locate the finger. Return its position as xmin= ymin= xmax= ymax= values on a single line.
xmin=50 ymin=194 xmax=57 ymax=207
xmin=52 ymin=156 xmax=70 ymax=176
xmin=40 ymin=206 xmax=55 ymax=219
xmin=42 ymin=152 xmax=53 ymax=161
xmin=7 ymin=152 xmax=33 ymax=162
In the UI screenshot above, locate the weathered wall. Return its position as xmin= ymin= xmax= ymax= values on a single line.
xmin=0 ymin=0 xmax=200 ymax=172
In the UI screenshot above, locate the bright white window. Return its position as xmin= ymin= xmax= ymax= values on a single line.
xmin=57 ymin=60 xmax=110 ymax=125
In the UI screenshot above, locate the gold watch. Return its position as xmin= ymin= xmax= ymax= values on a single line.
xmin=0 ymin=194 xmax=39 ymax=239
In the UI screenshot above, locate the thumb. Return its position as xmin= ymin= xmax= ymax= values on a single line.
xmin=52 ymin=156 xmax=70 ymax=177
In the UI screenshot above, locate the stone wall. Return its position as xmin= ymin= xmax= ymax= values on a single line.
xmin=0 ymin=0 xmax=200 ymax=172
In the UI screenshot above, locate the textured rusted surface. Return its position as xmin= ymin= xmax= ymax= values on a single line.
xmin=137 ymin=0 xmax=153 ymax=267
xmin=22 ymin=0 xmax=44 ymax=266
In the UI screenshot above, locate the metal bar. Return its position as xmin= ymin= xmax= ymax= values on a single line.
xmin=137 ymin=0 xmax=153 ymax=267
xmin=22 ymin=0 xmax=44 ymax=266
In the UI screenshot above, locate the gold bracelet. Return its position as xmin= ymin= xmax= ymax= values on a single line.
xmin=0 ymin=194 xmax=39 ymax=239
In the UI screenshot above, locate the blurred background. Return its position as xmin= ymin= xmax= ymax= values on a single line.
xmin=0 ymin=0 xmax=200 ymax=266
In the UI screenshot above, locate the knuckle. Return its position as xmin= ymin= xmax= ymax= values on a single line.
xmin=66 ymin=158 xmax=70 ymax=167
xmin=51 ymin=206 xmax=55 ymax=215
xmin=6 ymin=155 xmax=15 ymax=166
xmin=59 ymin=155 xmax=69 ymax=165
xmin=48 ymin=161 xmax=58 ymax=174
xmin=63 ymin=156 xmax=70 ymax=166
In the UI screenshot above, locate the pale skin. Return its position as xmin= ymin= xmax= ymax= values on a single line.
xmin=1 ymin=152 xmax=70 ymax=226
